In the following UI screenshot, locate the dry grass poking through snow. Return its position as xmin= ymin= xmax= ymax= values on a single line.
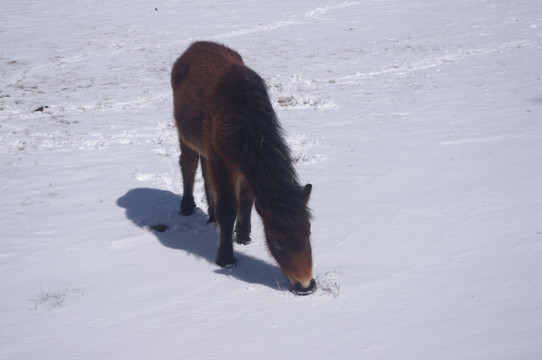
xmin=29 ymin=287 xmax=84 ymax=310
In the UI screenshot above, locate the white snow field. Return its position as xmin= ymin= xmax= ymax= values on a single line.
xmin=1 ymin=0 xmax=541 ymax=359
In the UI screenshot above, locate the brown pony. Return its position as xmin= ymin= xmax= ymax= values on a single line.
xmin=171 ymin=41 xmax=316 ymax=295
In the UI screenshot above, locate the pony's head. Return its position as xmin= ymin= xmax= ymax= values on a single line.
xmin=256 ymin=184 xmax=316 ymax=295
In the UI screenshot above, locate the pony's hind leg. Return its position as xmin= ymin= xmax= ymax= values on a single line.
xmin=234 ymin=181 xmax=253 ymax=245
xmin=179 ymin=142 xmax=199 ymax=216
xmin=200 ymin=156 xmax=216 ymax=223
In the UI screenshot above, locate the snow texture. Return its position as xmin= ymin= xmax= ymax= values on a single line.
xmin=1 ymin=0 xmax=541 ymax=359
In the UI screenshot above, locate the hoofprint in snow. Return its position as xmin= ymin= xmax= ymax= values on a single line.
xmin=1 ymin=1 xmax=541 ymax=359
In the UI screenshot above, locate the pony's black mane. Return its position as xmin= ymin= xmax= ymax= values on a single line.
xmin=223 ymin=66 xmax=311 ymax=229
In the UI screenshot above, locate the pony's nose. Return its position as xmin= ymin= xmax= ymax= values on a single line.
xmin=294 ymin=278 xmax=317 ymax=295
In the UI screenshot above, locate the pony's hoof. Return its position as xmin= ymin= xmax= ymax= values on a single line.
xmin=180 ymin=198 xmax=196 ymax=216
xmin=180 ymin=206 xmax=195 ymax=216
xmin=235 ymin=235 xmax=251 ymax=245
xmin=216 ymin=256 xmax=237 ymax=268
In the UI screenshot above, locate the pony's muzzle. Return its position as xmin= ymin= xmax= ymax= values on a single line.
xmin=294 ymin=278 xmax=317 ymax=296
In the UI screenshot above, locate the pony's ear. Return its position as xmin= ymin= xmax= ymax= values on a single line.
xmin=302 ymin=184 xmax=312 ymax=205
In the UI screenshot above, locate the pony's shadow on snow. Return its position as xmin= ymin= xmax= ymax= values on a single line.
xmin=117 ymin=188 xmax=288 ymax=291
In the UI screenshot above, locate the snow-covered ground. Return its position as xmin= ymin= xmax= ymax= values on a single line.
xmin=1 ymin=1 xmax=541 ymax=358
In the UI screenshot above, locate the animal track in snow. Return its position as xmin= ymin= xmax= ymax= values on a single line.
xmin=209 ymin=2 xmax=359 ymax=40
xmin=306 ymin=2 xmax=359 ymax=22
xmin=318 ymin=39 xmax=537 ymax=86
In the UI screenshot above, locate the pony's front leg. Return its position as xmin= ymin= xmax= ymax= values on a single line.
xmin=216 ymin=210 xmax=236 ymax=267
xmin=209 ymin=158 xmax=237 ymax=267
xmin=234 ymin=181 xmax=253 ymax=245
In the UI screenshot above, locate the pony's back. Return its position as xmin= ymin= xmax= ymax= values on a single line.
xmin=171 ymin=41 xmax=243 ymax=91
xmin=171 ymin=41 xmax=245 ymax=156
